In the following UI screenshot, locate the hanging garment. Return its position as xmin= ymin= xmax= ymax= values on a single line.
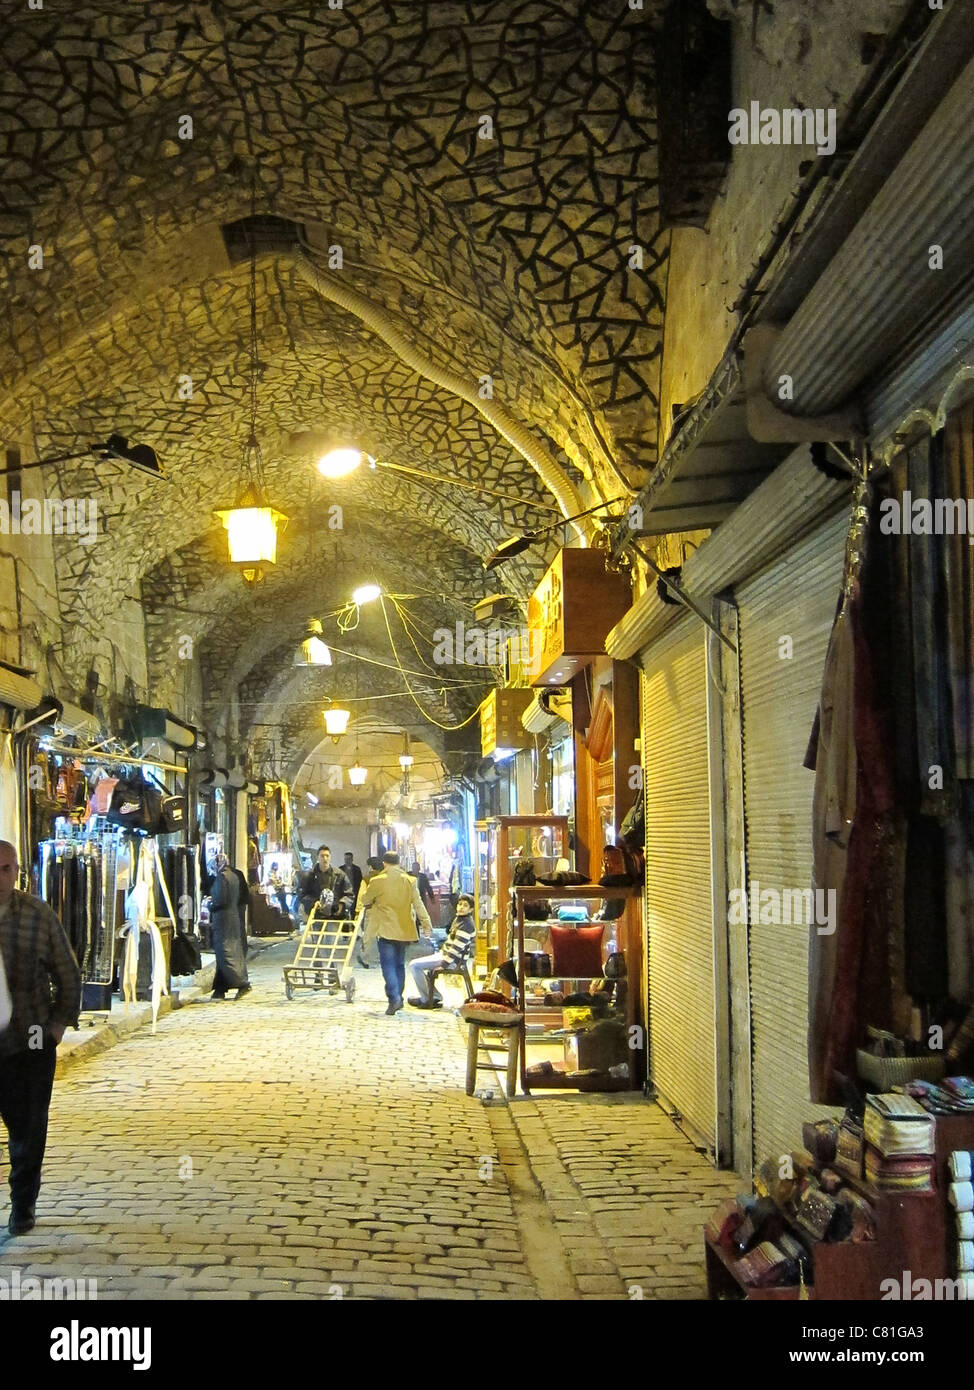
xmin=0 ymin=732 xmax=17 ymax=845
xmin=808 ymin=486 xmax=900 ymax=1102
xmin=945 ymin=784 xmax=974 ymax=1003
xmin=146 ymin=921 xmax=169 ymax=1034
xmin=945 ymin=403 xmax=974 ymax=779
xmin=908 ymin=434 xmax=953 ymax=806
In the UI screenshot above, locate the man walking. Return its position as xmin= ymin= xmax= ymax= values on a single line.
xmin=360 ymin=852 xmax=433 ymax=1014
xmin=342 ymin=851 xmax=363 ymax=904
xmin=299 ymin=846 xmax=353 ymax=920
xmin=0 ymin=839 xmax=82 ymax=1235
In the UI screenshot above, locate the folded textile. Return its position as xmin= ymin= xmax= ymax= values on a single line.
xmin=705 ymin=1198 xmax=742 ymax=1250
xmin=865 ymin=1093 xmax=935 ymax=1156
xmin=960 ymin=1239 xmax=974 ymax=1272
xmin=958 ymin=1211 xmax=974 ymax=1240
xmin=735 ymin=1241 xmax=791 ymax=1287
xmin=950 ymin=1181 xmax=974 ymax=1212
xmin=865 ymin=1144 xmax=933 ymax=1191
xmin=951 ymin=1150 xmax=974 ymax=1181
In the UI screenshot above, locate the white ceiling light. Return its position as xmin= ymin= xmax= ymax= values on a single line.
xmin=352 ymin=584 xmax=381 ymax=605
xmin=317 ymin=447 xmax=362 ymax=479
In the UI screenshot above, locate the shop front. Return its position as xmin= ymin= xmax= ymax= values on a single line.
xmin=0 ymin=692 xmax=201 ymax=1017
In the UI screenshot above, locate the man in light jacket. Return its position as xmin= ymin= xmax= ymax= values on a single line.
xmin=360 ymin=852 xmax=433 ymax=1014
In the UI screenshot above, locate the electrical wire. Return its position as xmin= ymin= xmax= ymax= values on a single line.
xmin=378 ymin=597 xmax=482 ymax=732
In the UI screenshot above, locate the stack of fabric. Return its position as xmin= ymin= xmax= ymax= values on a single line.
xmin=949 ymin=1150 xmax=974 ymax=1294
xmin=898 ymin=1075 xmax=974 ymax=1114
xmin=864 ymin=1093 xmax=935 ymax=1190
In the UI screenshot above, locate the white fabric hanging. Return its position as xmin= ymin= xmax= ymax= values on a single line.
xmin=0 ymin=945 xmax=12 ymax=1032
xmin=0 ymin=732 xmax=18 ymax=846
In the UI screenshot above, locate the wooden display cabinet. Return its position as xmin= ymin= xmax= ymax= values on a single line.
xmin=473 ymin=815 xmax=569 ymax=973
xmin=514 ymin=884 xmax=644 ymax=1095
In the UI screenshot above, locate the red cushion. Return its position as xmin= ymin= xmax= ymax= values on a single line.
xmin=549 ymin=923 xmax=605 ymax=978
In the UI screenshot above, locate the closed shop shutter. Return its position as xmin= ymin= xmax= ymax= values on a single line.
xmin=737 ymin=510 xmax=848 ymax=1164
xmin=640 ymin=616 xmax=717 ymax=1149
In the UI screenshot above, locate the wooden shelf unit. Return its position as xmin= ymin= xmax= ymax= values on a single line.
xmin=514 ymin=883 xmax=643 ymax=1095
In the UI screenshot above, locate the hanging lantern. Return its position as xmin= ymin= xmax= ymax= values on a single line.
xmin=214 ymin=229 xmax=288 ymax=583
xmin=348 ymin=761 xmax=368 ymax=786
xmin=323 ymin=702 xmax=351 ymax=741
xmin=399 ymin=730 xmax=413 ymax=794
xmin=294 ymin=618 xmax=332 ymax=667
xmin=216 ymin=485 xmax=286 ymax=573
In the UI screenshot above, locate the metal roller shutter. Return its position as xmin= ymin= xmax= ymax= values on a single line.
xmin=737 ymin=511 xmax=848 ymax=1164
xmin=640 ymin=617 xmax=717 ymax=1149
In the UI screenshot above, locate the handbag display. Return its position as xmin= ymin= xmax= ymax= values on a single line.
xmin=106 ymin=778 xmax=163 ymax=834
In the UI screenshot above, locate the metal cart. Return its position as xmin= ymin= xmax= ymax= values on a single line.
xmin=283 ymin=908 xmax=362 ymax=1002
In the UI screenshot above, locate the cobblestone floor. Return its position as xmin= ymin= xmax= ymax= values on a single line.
xmin=0 ymin=941 xmax=739 ymax=1300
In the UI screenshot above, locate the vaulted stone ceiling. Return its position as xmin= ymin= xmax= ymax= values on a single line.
xmin=0 ymin=0 xmax=663 ymax=787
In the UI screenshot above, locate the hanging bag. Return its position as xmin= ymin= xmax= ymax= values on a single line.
xmin=106 ymin=778 xmax=162 ymax=834
xmin=619 ymin=787 xmax=645 ymax=849
xmin=0 ymin=948 xmax=12 ymax=1032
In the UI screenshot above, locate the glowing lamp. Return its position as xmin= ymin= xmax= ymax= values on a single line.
xmin=323 ymin=704 xmax=351 ymax=740
xmin=352 ymin=584 xmax=382 ymax=605
xmin=348 ymin=762 xmax=368 ymax=786
xmin=317 ymin=448 xmax=362 ymax=479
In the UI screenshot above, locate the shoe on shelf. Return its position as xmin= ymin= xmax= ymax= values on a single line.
xmin=234 ymin=984 xmax=253 ymax=999
xmin=8 ymin=1205 xmax=35 ymax=1236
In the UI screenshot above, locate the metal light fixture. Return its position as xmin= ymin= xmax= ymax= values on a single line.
xmin=0 ymin=434 xmax=165 ymax=480
xmin=348 ymin=760 xmax=367 ymax=787
xmin=294 ymin=618 xmax=332 ymax=667
xmin=482 ymin=498 xmax=628 ymax=570
xmin=215 ymin=228 xmax=288 ymax=586
xmin=399 ymin=730 xmax=413 ymax=795
xmin=323 ymin=701 xmax=351 ymax=741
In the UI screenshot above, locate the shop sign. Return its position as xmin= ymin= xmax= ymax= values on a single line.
xmin=527 ymin=548 xmax=632 ymax=686
xmin=480 ymin=688 xmax=532 ymax=756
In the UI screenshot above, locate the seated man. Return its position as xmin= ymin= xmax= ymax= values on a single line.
xmin=407 ymin=893 xmax=476 ymax=1009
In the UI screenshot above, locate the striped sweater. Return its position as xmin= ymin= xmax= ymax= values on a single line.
xmin=441 ymin=912 xmax=476 ymax=967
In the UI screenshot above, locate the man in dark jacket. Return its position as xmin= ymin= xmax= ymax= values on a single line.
xmin=0 ymin=840 xmax=82 ymax=1235
xmin=299 ymin=846 xmax=352 ymax=920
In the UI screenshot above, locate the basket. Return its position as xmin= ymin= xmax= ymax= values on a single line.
xmin=855 ymin=1049 xmax=945 ymax=1087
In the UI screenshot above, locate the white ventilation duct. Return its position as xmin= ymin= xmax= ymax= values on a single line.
xmin=199 ymin=768 xmax=229 ymax=790
xmin=522 ymin=690 xmax=571 ymax=737
xmin=0 ymin=662 xmax=43 ymax=711
xmin=289 ymin=246 xmax=588 ymax=532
